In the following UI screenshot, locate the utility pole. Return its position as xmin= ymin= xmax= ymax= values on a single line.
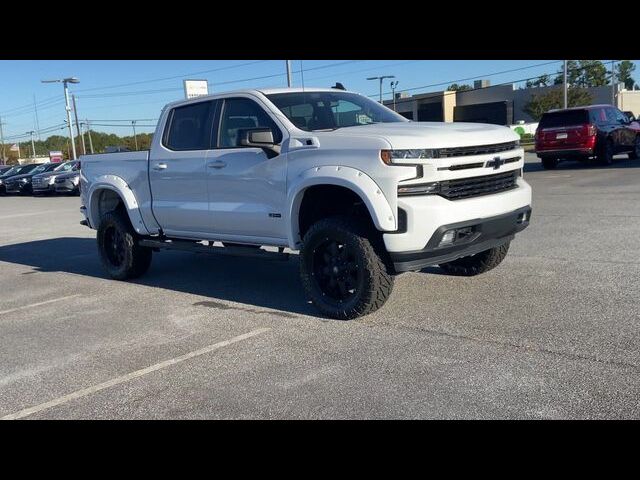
xmin=27 ymin=131 xmax=36 ymax=158
xmin=132 ymin=120 xmax=138 ymax=150
xmin=41 ymin=77 xmax=79 ymax=160
xmin=78 ymin=120 xmax=87 ymax=155
xmin=72 ymin=94 xmax=85 ymax=155
xmin=611 ymin=60 xmax=616 ymax=106
xmin=563 ymin=60 xmax=568 ymax=109
xmin=0 ymin=116 xmax=5 ymax=163
xmin=367 ymin=75 xmax=396 ymax=104
xmin=33 ymin=95 xmax=41 ymax=140
xmin=85 ymin=119 xmax=94 ymax=154
xmin=286 ymin=60 xmax=293 ymax=87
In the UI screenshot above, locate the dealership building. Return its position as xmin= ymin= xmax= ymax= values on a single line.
xmin=384 ymin=80 xmax=640 ymax=125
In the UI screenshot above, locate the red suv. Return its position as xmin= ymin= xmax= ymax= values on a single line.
xmin=535 ymin=105 xmax=640 ymax=169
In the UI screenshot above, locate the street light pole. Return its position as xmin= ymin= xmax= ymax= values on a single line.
xmin=41 ymin=77 xmax=79 ymax=160
xmin=563 ymin=60 xmax=568 ymax=109
xmin=390 ymin=81 xmax=399 ymax=111
xmin=27 ymin=131 xmax=36 ymax=158
xmin=0 ymin=116 xmax=5 ymax=163
xmin=286 ymin=60 xmax=293 ymax=87
xmin=367 ymin=75 xmax=396 ymax=104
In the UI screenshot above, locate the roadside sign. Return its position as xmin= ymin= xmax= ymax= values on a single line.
xmin=49 ymin=150 xmax=63 ymax=163
xmin=183 ymin=79 xmax=209 ymax=99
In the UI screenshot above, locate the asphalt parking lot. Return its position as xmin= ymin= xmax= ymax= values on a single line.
xmin=1 ymin=152 xmax=639 ymax=419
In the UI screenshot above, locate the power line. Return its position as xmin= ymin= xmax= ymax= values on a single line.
xmin=74 ymin=60 xmax=269 ymax=93
xmin=77 ymin=61 xmax=361 ymax=99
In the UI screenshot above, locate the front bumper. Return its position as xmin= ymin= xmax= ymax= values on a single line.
xmin=390 ymin=206 xmax=531 ymax=273
xmin=55 ymin=179 xmax=79 ymax=192
xmin=5 ymin=182 xmax=29 ymax=193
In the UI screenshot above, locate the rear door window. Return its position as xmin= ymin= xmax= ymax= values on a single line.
xmin=589 ymin=108 xmax=607 ymax=125
xmin=164 ymin=100 xmax=216 ymax=151
xmin=539 ymin=110 xmax=589 ymax=129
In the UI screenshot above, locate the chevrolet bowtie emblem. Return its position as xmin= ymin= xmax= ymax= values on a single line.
xmin=489 ymin=157 xmax=505 ymax=170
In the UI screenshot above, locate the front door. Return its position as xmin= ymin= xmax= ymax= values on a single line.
xmin=149 ymin=99 xmax=216 ymax=235
xmin=206 ymin=97 xmax=287 ymax=240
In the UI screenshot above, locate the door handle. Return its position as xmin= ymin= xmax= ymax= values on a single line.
xmin=152 ymin=163 xmax=168 ymax=171
xmin=208 ymin=160 xmax=227 ymax=169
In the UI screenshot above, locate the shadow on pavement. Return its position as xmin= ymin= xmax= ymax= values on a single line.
xmin=0 ymin=237 xmax=318 ymax=318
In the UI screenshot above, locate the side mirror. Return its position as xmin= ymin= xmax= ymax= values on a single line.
xmin=240 ymin=128 xmax=275 ymax=147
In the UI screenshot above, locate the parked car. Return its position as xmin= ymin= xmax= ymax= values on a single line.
xmin=0 ymin=165 xmax=12 ymax=175
xmin=54 ymin=170 xmax=81 ymax=195
xmin=4 ymin=162 xmax=59 ymax=195
xmin=0 ymin=163 xmax=44 ymax=195
xmin=80 ymin=87 xmax=532 ymax=319
xmin=32 ymin=160 xmax=80 ymax=195
xmin=535 ymin=104 xmax=640 ymax=169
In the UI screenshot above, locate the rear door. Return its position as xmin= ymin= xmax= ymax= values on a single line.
xmin=149 ymin=99 xmax=217 ymax=235
xmin=612 ymin=107 xmax=635 ymax=149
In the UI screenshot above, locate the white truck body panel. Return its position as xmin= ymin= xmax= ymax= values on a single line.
xmin=80 ymin=87 xmax=531 ymax=258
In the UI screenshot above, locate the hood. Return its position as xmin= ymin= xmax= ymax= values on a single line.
xmin=55 ymin=171 xmax=79 ymax=179
xmin=33 ymin=170 xmax=62 ymax=180
xmin=329 ymin=122 xmax=519 ymax=149
xmin=4 ymin=173 xmax=33 ymax=182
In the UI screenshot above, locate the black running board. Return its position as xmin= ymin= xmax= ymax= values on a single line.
xmin=138 ymin=238 xmax=290 ymax=261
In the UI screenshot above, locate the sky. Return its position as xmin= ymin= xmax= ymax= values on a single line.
xmin=0 ymin=59 xmax=637 ymax=141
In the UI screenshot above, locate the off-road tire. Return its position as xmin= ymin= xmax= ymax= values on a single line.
xmin=541 ymin=157 xmax=558 ymax=170
xmin=629 ymin=136 xmax=640 ymax=160
xmin=439 ymin=242 xmax=510 ymax=276
xmin=300 ymin=216 xmax=394 ymax=320
xmin=598 ymin=139 xmax=614 ymax=165
xmin=97 ymin=210 xmax=152 ymax=280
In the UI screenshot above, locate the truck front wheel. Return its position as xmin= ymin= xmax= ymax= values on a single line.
xmin=438 ymin=242 xmax=510 ymax=276
xmin=300 ymin=216 xmax=394 ymax=320
xmin=97 ymin=210 xmax=152 ymax=280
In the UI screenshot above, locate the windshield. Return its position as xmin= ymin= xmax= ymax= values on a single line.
xmin=539 ymin=110 xmax=589 ymax=129
xmin=54 ymin=161 xmax=76 ymax=172
xmin=266 ymin=91 xmax=408 ymax=131
xmin=2 ymin=166 xmax=18 ymax=176
xmin=32 ymin=164 xmax=51 ymax=174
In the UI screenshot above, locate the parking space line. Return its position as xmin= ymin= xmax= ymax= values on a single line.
xmin=0 ymin=210 xmax=64 ymax=221
xmin=1 ymin=327 xmax=271 ymax=420
xmin=0 ymin=294 xmax=83 ymax=316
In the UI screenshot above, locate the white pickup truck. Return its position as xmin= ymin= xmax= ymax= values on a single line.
xmin=80 ymin=87 xmax=532 ymax=319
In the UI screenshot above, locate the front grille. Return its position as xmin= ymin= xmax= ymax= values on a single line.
xmin=437 ymin=141 xmax=519 ymax=158
xmin=439 ymin=171 xmax=518 ymax=200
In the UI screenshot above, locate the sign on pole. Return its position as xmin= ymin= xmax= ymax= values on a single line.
xmin=183 ymin=79 xmax=209 ymax=99
xmin=49 ymin=150 xmax=64 ymax=163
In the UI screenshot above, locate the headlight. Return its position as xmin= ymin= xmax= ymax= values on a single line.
xmin=72 ymin=176 xmax=79 ymax=184
xmin=20 ymin=178 xmax=29 ymax=183
xmin=0 ymin=179 xmax=3 ymax=184
xmin=48 ymin=176 xmax=55 ymax=185
xmin=381 ymin=149 xmax=438 ymax=165
xmin=397 ymin=182 xmax=440 ymax=196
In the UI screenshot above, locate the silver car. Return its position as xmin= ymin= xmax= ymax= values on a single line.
xmin=33 ymin=161 xmax=80 ymax=195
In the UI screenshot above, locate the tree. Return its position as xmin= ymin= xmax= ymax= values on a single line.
xmin=578 ymin=60 xmax=608 ymax=87
xmin=616 ymin=60 xmax=637 ymax=90
xmin=523 ymin=88 xmax=593 ymax=121
xmin=526 ymin=74 xmax=550 ymax=88
xmin=553 ymin=60 xmax=608 ymax=87
xmin=447 ymin=83 xmax=472 ymax=92
xmin=554 ymin=60 xmax=580 ymax=85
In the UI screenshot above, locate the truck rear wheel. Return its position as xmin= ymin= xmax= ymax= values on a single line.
xmin=97 ymin=210 xmax=152 ymax=280
xmin=300 ymin=216 xmax=394 ymax=320
xmin=541 ymin=157 xmax=558 ymax=170
xmin=439 ymin=242 xmax=510 ymax=276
